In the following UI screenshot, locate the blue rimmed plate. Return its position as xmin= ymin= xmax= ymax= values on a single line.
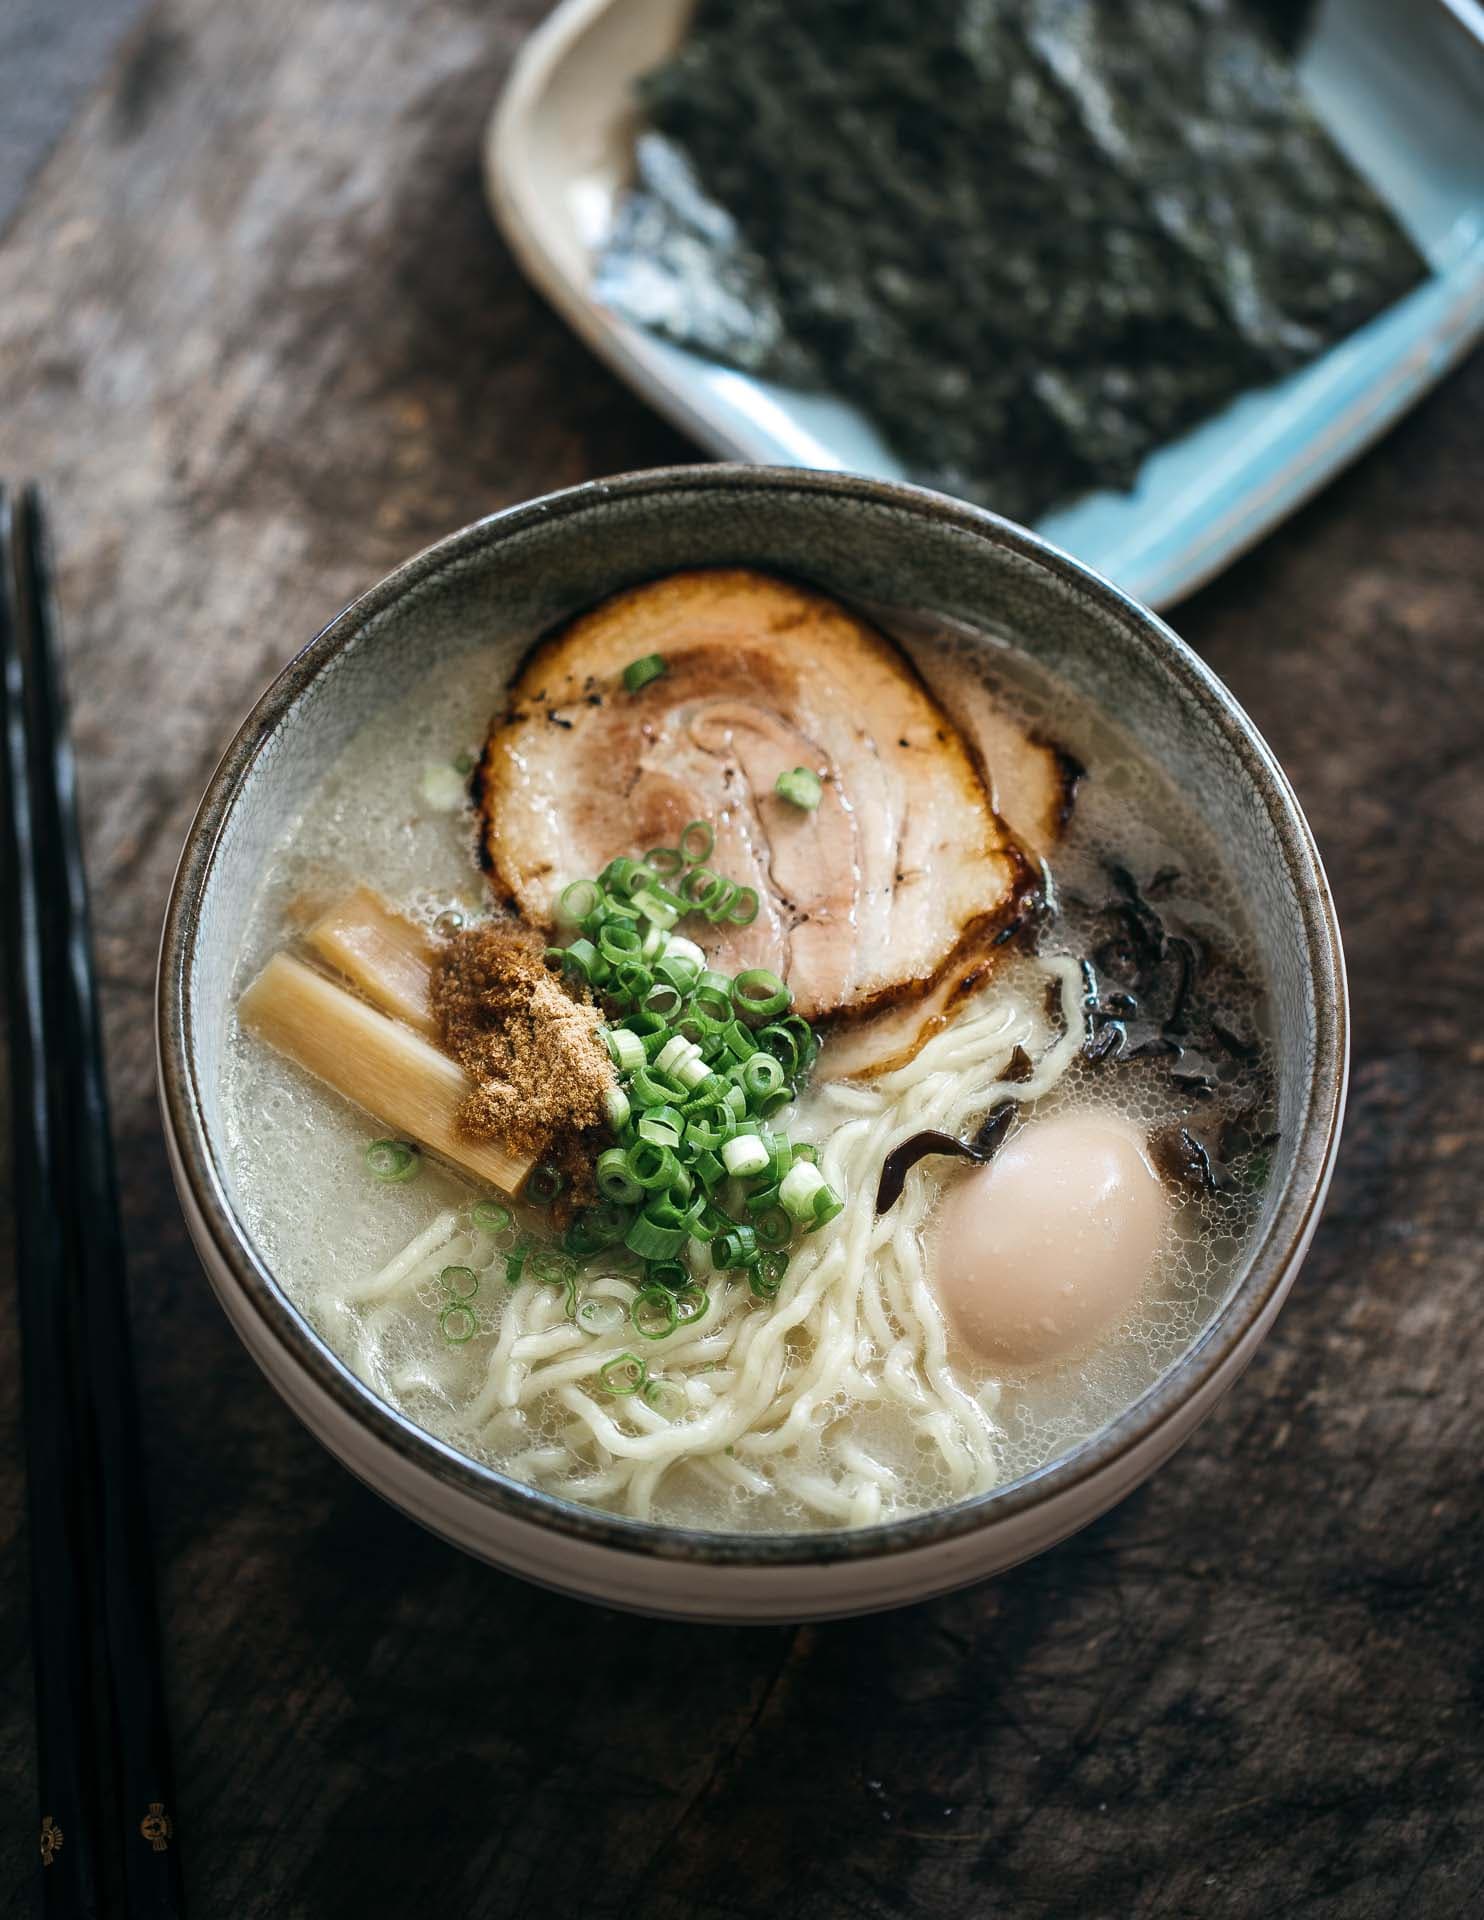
xmin=486 ymin=0 xmax=1484 ymax=610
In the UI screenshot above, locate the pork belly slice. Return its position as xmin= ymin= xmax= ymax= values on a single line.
xmin=478 ymin=568 xmax=1039 ymax=1028
xmin=906 ymin=648 xmax=1083 ymax=867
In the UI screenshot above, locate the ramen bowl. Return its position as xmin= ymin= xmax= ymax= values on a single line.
xmin=157 ymin=465 xmax=1347 ymax=1623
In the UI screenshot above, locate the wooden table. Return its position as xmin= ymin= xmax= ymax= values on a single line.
xmin=1 ymin=4 xmax=1480 ymax=1915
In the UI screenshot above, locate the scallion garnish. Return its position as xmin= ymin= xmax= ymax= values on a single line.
xmin=525 ymin=1163 xmax=566 ymax=1206
xmin=632 ymin=1285 xmax=679 ymax=1340
xmin=472 ymin=1199 xmax=513 ymax=1238
xmin=507 ymin=822 xmax=842 ymax=1321
xmin=438 ymin=1265 xmax=478 ymax=1302
xmin=439 ymin=1301 xmax=477 ymax=1345
xmin=365 ymin=1139 xmax=419 ymax=1183
xmin=576 ymin=1296 xmax=627 ymax=1337
xmin=679 ymin=819 xmax=714 ymax=864
xmin=643 ymin=1376 xmax=686 ymax=1419
xmin=732 ymin=969 xmax=790 ymax=1020
xmin=599 ymin=1352 xmax=647 ymax=1395
xmin=775 ymin=767 xmax=822 ymax=811
xmin=622 ymin=653 xmax=667 ymax=693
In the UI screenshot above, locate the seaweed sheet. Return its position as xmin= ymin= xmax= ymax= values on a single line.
xmin=596 ymin=0 xmax=1425 ymax=522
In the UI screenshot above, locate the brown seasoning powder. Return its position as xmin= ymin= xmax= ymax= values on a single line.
xmin=430 ymin=922 xmax=615 ymax=1201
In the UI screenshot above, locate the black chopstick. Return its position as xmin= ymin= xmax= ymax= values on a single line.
xmin=2 ymin=489 xmax=105 ymax=1913
xmin=3 ymin=485 xmax=184 ymax=1918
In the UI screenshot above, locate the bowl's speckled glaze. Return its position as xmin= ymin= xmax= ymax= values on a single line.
xmin=157 ymin=466 xmax=1347 ymax=1622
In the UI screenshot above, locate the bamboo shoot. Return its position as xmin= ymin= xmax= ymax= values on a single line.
xmin=305 ymin=887 xmax=436 ymax=1034
xmin=239 ymin=952 xmax=529 ymax=1194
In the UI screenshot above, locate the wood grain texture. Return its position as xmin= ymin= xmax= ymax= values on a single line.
xmin=0 ymin=2 xmax=1480 ymax=1916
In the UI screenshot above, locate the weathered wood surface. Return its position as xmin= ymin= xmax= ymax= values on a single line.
xmin=0 ymin=3 xmax=1480 ymax=1915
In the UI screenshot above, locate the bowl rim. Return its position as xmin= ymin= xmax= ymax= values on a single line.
xmin=157 ymin=463 xmax=1348 ymax=1570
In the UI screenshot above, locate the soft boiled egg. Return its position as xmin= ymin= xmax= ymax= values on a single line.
xmin=930 ymin=1113 xmax=1168 ymax=1366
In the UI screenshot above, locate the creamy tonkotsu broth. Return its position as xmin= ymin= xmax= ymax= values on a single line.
xmin=221 ymin=584 xmax=1274 ymax=1532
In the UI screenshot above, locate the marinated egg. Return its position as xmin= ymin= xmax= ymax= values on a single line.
xmin=931 ymin=1113 xmax=1168 ymax=1366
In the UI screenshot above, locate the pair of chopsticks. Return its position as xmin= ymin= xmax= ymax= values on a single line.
xmin=1 ymin=486 xmax=183 ymax=1919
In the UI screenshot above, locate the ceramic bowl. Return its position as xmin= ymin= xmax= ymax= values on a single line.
xmin=157 ymin=465 xmax=1347 ymax=1623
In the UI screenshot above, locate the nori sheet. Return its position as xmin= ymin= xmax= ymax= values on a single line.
xmin=595 ymin=0 xmax=1425 ymax=522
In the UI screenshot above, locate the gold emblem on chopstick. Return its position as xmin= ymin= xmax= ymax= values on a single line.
xmin=139 ymin=1803 xmax=173 ymax=1852
xmin=39 ymin=1815 xmax=62 ymax=1866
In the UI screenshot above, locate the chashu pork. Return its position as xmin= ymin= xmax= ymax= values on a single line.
xmin=907 ymin=650 xmax=1083 ymax=868
xmin=477 ymin=569 xmax=1042 ymax=1039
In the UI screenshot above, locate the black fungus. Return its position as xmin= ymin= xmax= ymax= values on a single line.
xmin=876 ymin=1099 xmax=1017 ymax=1214
xmin=1152 ymin=1124 xmax=1232 ymax=1195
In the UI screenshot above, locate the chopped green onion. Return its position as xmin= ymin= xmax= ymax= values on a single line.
xmin=630 ymin=1065 xmax=682 ymax=1108
xmin=631 ymin=887 xmax=679 ymax=931
xmin=742 ymin=1054 xmax=786 ymax=1101
xmin=643 ymin=1376 xmax=686 ymax=1419
xmin=656 ymin=1034 xmax=698 ymax=1075
xmin=453 ymin=750 xmax=476 ymax=776
xmin=599 ymin=1352 xmax=647 ymax=1395
xmin=526 ymin=1163 xmax=566 ymax=1206
xmin=472 ymin=1199 xmax=513 ymax=1237
xmin=628 ymin=1141 xmax=680 ymax=1191
xmin=664 ymin=933 xmax=706 ymax=970
xmin=728 ymin=887 xmax=760 ymax=926
xmin=750 ymin=1252 xmax=789 ymax=1299
xmin=597 ymin=1148 xmax=643 ymax=1204
xmin=365 ymin=1139 xmax=419 ymax=1183
xmin=674 ymin=1283 xmax=709 ymax=1326
xmin=685 ymin=1112 xmax=732 ymax=1152
xmin=625 ymin=1210 xmax=688 ymax=1260
xmin=644 ymin=1259 xmax=690 ymax=1292
xmin=674 ymin=1052 xmax=713 ymax=1091
xmin=701 ymin=881 xmax=739 ymax=923
xmin=632 ymin=1286 xmax=679 ymax=1340
xmin=723 ymin=1019 xmax=758 ymax=1059
xmin=610 ymin=959 xmax=653 ymax=1005
xmin=600 ymin=855 xmax=647 ymax=897
xmin=556 ymin=877 xmax=602 ymax=926
xmin=679 ymin=820 xmax=715 ymax=864
xmin=733 ymin=970 xmax=791 ymax=1020
xmin=655 ymin=952 xmax=702 ymax=992
xmin=421 ymin=763 xmax=468 ymax=810
xmin=606 ymin=1027 xmax=646 ymax=1074
xmin=439 ymin=1301 xmax=478 ymax=1344
xmin=755 ymin=1023 xmax=800 ymax=1074
xmin=643 ymin=845 xmax=685 ymax=877
xmin=779 ymin=1161 xmax=827 ymax=1221
xmin=567 ymin=937 xmax=607 ymax=983
xmin=643 ymin=980 xmax=683 ymax=1018
xmin=752 ymin=1207 xmax=793 ymax=1250
xmin=807 ymin=1185 xmax=844 ymax=1229
xmin=606 ymin=1085 xmax=631 ymax=1131
xmin=598 ymin=920 xmax=643 ymax=961
xmin=576 ymin=1296 xmax=627 ymax=1337
xmin=439 ymin=1265 xmax=478 ymax=1301
xmin=722 ymin=1132 xmax=770 ymax=1178
xmin=775 ymin=767 xmax=823 ymax=811
xmin=691 ymin=1147 xmax=726 ymax=1190
xmin=637 ymin=1106 xmax=684 ymax=1149
xmin=622 ymin=653 xmax=667 ymax=693
xmin=528 ymin=1247 xmax=578 ymax=1287
xmin=713 ymin=1223 xmax=759 ymax=1269
xmin=563 ymin=1202 xmax=632 ymax=1255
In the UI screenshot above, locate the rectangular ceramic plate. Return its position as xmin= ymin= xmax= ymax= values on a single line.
xmin=486 ymin=0 xmax=1484 ymax=610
